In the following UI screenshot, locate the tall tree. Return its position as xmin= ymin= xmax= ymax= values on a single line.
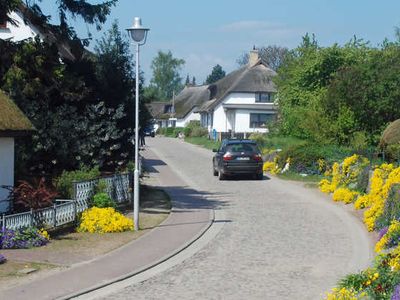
xmin=3 ymin=0 xmax=117 ymax=40
xmin=185 ymin=74 xmax=190 ymax=86
xmin=205 ymin=64 xmax=225 ymax=84
xmin=237 ymin=45 xmax=289 ymax=71
xmin=149 ymin=50 xmax=185 ymax=100
xmin=192 ymin=76 xmax=196 ymax=86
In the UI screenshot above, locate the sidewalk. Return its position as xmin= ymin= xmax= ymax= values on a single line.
xmin=2 ymin=146 xmax=214 ymax=300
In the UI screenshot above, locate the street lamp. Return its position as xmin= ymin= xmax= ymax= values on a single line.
xmin=127 ymin=17 xmax=149 ymax=230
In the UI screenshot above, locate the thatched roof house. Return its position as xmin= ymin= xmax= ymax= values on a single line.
xmin=0 ymin=90 xmax=34 ymax=213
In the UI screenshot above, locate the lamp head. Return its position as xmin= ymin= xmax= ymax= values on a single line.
xmin=127 ymin=17 xmax=150 ymax=43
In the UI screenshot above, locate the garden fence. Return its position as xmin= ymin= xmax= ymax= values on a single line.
xmin=1 ymin=173 xmax=132 ymax=231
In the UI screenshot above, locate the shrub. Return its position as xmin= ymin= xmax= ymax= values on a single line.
xmin=332 ymin=188 xmax=359 ymax=204
xmin=13 ymin=178 xmax=57 ymax=210
xmin=375 ymin=184 xmax=400 ymax=230
xmin=0 ymin=227 xmax=49 ymax=249
xmin=190 ymin=127 xmax=208 ymax=137
xmin=249 ymin=132 xmax=268 ymax=148
xmin=277 ymin=143 xmax=352 ymax=175
xmin=78 ymin=207 xmax=134 ymax=233
xmin=55 ymin=166 xmax=100 ymax=198
xmin=0 ymin=254 xmax=5 ymax=264
xmin=92 ymin=192 xmax=115 ymax=208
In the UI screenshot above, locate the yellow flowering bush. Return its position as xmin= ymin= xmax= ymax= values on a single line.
xmin=78 ymin=207 xmax=134 ymax=233
xmin=332 ymin=188 xmax=359 ymax=204
xmin=360 ymin=165 xmax=400 ymax=231
xmin=319 ymin=155 xmax=369 ymax=194
xmin=39 ymin=228 xmax=50 ymax=240
xmin=324 ymin=287 xmax=366 ymax=300
xmin=389 ymin=245 xmax=400 ymax=271
xmin=263 ymin=160 xmax=281 ymax=175
xmin=375 ymin=220 xmax=400 ymax=253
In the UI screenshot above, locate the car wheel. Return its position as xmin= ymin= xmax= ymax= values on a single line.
xmin=213 ymin=167 xmax=218 ymax=176
xmin=218 ymin=171 xmax=225 ymax=180
xmin=256 ymin=173 xmax=263 ymax=180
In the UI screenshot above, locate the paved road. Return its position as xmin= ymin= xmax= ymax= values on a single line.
xmin=100 ymin=137 xmax=373 ymax=300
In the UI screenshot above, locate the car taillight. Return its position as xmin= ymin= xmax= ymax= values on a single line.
xmin=253 ymin=154 xmax=262 ymax=162
xmin=223 ymin=153 xmax=233 ymax=161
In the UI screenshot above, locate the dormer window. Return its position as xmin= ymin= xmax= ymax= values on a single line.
xmin=256 ymin=92 xmax=274 ymax=103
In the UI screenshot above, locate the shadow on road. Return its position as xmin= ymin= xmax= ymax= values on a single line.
xmin=142 ymin=158 xmax=167 ymax=174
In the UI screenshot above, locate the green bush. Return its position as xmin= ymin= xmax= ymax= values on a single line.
xmin=376 ymin=184 xmax=400 ymax=229
xmin=172 ymin=127 xmax=184 ymax=137
xmin=55 ymin=166 xmax=101 ymax=198
xmin=249 ymin=132 xmax=268 ymax=148
xmin=190 ymin=127 xmax=208 ymax=137
xmin=96 ymin=179 xmax=108 ymax=194
xmin=276 ymin=143 xmax=352 ymax=174
xmin=92 ymin=192 xmax=115 ymax=208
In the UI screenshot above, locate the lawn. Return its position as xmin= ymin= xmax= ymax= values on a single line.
xmin=184 ymin=136 xmax=221 ymax=150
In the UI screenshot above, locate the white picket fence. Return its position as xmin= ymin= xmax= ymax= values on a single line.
xmin=1 ymin=173 xmax=132 ymax=231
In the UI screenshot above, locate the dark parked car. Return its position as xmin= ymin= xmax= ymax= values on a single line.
xmin=143 ymin=126 xmax=155 ymax=137
xmin=212 ymin=139 xmax=263 ymax=180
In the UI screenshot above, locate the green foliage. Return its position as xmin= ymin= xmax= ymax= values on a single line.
xmin=190 ymin=127 xmax=208 ymax=137
xmin=0 ymin=21 xmax=149 ymax=178
xmin=55 ymin=166 xmax=100 ymax=198
xmin=205 ymin=64 xmax=226 ymax=84
xmin=184 ymin=136 xmax=221 ymax=151
xmin=149 ymin=50 xmax=185 ymax=100
xmin=277 ymin=142 xmax=352 ymax=174
xmin=92 ymin=192 xmax=115 ymax=208
xmin=248 ymin=132 xmax=268 ymax=148
xmin=376 ymin=184 xmax=400 ymax=229
xmin=96 ymin=179 xmax=108 ymax=194
xmin=276 ymin=33 xmax=400 ymax=147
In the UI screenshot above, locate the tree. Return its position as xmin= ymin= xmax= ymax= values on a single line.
xmin=185 ymin=74 xmax=190 ymax=86
xmin=192 ymin=76 xmax=196 ymax=86
xmin=149 ymin=50 xmax=185 ymax=100
xmin=3 ymin=0 xmax=117 ymax=40
xmin=237 ymin=45 xmax=289 ymax=71
xmin=205 ymin=64 xmax=225 ymax=84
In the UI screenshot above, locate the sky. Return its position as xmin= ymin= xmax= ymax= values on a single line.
xmin=41 ymin=0 xmax=400 ymax=85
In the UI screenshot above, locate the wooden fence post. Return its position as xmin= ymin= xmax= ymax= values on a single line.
xmin=2 ymin=214 xmax=5 ymax=231
xmin=30 ymin=208 xmax=34 ymax=227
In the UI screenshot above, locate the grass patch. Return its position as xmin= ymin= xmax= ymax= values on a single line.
xmin=277 ymin=171 xmax=323 ymax=183
xmin=184 ymin=136 xmax=221 ymax=150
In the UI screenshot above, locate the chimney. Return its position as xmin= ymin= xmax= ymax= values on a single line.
xmin=248 ymin=47 xmax=259 ymax=67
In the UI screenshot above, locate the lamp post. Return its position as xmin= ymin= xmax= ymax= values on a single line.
xmin=127 ymin=17 xmax=149 ymax=230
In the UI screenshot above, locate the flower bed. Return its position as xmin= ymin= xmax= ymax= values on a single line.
xmin=78 ymin=207 xmax=134 ymax=233
xmin=0 ymin=227 xmax=49 ymax=249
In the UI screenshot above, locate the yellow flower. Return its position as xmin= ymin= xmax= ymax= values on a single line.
xmin=332 ymin=188 xmax=359 ymax=204
xmin=78 ymin=207 xmax=134 ymax=233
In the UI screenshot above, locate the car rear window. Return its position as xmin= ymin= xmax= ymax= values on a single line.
xmin=226 ymin=143 xmax=258 ymax=153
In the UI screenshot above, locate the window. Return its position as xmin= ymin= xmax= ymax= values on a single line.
xmin=249 ymin=113 xmax=274 ymax=128
xmin=256 ymin=92 xmax=274 ymax=103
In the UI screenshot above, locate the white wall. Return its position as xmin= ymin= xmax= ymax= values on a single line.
xmin=213 ymin=103 xmax=229 ymax=132
xmin=176 ymin=108 xmax=201 ymax=127
xmin=235 ymin=109 xmax=271 ymax=133
xmin=0 ymin=11 xmax=40 ymax=42
xmin=0 ymin=138 xmax=14 ymax=213
xmin=224 ymin=92 xmax=256 ymax=104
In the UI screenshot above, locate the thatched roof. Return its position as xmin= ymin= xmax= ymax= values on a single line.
xmin=173 ymin=85 xmax=210 ymax=118
xmin=198 ymin=59 xmax=277 ymax=112
xmin=0 ymin=90 xmax=35 ymax=137
xmin=380 ymin=119 xmax=400 ymax=147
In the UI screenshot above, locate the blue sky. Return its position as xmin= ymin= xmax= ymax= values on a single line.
xmin=42 ymin=0 xmax=400 ymax=85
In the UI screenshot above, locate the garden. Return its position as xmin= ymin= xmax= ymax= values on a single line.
xmin=0 ymin=165 xmax=171 ymax=286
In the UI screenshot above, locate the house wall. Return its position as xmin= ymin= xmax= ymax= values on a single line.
xmin=0 ymin=11 xmax=40 ymax=42
xmin=224 ymin=92 xmax=256 ymax=104
xmin=235 ymin=109 xmax=271 ymax=133
xmin=0 ymin=138 xmax=14 ymax=213
xmin=175 ymin=108 xmax=201 ymax=127
xmin=211 ymin=92 xmax=276 ymax=133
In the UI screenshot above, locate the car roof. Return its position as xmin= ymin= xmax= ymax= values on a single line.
xmin=224 ymin=139 xmax=257 ymax=145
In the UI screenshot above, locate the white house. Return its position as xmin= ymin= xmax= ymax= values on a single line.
xmin=0 ymin=5 xmax=76 ymax=61
xmin=198 ymin=49 xmax=277 ymax=135
xmin=0 ymin=90 xmax=34 ymax=213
